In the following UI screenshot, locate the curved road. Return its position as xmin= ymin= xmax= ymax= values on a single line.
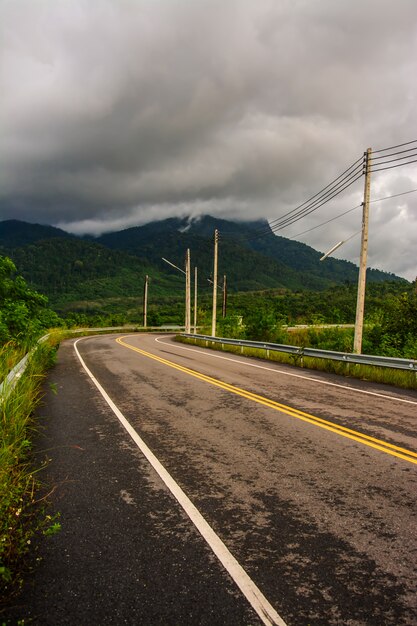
xmin=5 ymin=333 xmax=417 ymax=625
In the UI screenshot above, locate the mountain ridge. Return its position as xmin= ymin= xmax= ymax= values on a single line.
xmin=0 ymin=217 xmax=407 ymax=314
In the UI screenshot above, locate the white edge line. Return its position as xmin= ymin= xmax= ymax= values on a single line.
xmin=154 ymin=336 xmax=417 ymax=406
xmin=73 ymin=338 xmax=287 ymax=626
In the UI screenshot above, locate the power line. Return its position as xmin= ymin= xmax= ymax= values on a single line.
xmin=267 ymin=155 xmax=364 ymax=229
xmin=369 ymin=151 xmax=417 ymax=167
xmin=267 ymin=171 xmax=363 ymax=234
xmin=370 ymin=187 xmax=417 ymax=202
xmin=373 ymin=139 xmax=417 ymax=153
xmin=289 ymin=203 xmax=363 ymax=239
xmin=228 ymin=140 xmax=415 ymax=244
xmin=289 ymin=188 xmax=417 ymax=240
xmin=371 ymin=146 xmax=417 ymax=160
xmin=371 ymin=158 xmax=417 ymax=173
xmin=247 ymin=158 xmax=364 ymax=241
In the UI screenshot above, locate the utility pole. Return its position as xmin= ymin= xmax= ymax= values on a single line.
xmin=194 ymin=266 xmax=198 ymax=334
xmin=143 ymin=274 xmax=149 ymax=328
xmin=185 ymin=248 xmax=191 ymax=334
xmin=353 ymin=148 xmax=372 ymax=354
xmin=222 ymin=274 xmax=227 ymax=318
xmin=211 ymin=229 xmax=219 ymax=337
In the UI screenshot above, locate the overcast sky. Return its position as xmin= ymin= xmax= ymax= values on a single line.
xmin=1 ymin=0 xmax=416 ymax=280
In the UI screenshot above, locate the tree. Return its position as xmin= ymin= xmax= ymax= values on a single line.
xmin=0 ymin=256 xmax=62 ymax=346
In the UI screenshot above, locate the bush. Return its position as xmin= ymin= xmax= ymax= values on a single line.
xmin=0 ymin=256 xmax=62 ymax=347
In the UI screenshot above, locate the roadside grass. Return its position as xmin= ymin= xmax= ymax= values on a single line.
xmin=177 ymin=336 xmax=417 ymax=390
xmin=0 ymin=344 xmax=26 ymax=383
xmin=0 ymin=334 xmax=61 ymax=604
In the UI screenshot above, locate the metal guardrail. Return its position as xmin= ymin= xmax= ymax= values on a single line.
xmin=182 ymin=334 xmax=417 ymax=372
xmin=2 ymin=328 xmax=415 ymax=403
xmin=0 ymin=334 xmax=50 ymax=401
xmin=0 ymin=325 xmax=186 ymax=401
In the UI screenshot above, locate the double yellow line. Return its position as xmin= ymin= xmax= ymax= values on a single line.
xmin=116 ymin=336 xmax=417 ymax=466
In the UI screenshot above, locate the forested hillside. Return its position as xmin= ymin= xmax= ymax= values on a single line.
xmin=0 ymin=216 xmax=404 ymax=321
xmin=0 ymin=255 xmax=61 ymax=346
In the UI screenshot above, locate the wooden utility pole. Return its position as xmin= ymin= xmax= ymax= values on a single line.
xmin=353 ymin=148 xmax=372 ymax=354
xmin=143 ymin=274 xmax=149 ymax=328
xmin=194 ymin=266 xmax=198 ymax=334
xmin=222 ymin=274 xmax=227 ymax=318
xmin=211 ymin=229 xmax=219 ymax=337
xmin=185 ymin=249 xmax=191 ymax=334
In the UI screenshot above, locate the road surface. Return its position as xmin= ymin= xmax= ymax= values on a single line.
xmin=3 ymin=333 xmax=417 ymax=625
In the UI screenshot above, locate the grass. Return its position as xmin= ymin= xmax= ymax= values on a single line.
xmin=177 ymin=336 xmax=417 ymax=390
xmin=0 ymin=334 xmax=61 ymax=604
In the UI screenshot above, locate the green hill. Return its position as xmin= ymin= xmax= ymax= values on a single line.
xmin=96 ymin=215 xmax=401 ymax=289
xmin=0 ymin=217 xmax=406 ymax=320
xmin=0 ymin=219 xmax=74 ymax=248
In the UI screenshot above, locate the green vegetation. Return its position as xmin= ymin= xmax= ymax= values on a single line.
xmin=178 ymin=336 xmax=417 ymax=390
xmin=0 ymin=217 xmax=405 ymax=319
xmin=214 ymin=281 xmax=417 ymax=359
xmin=0 ymin=256 xmax=62 ymax=348
xmin=0 ymin=336 xmax=62 ymax=602
xmin=181 ymin=280 xmax=417 ymax=388
xmin=0 ymin=256 xmax=63 ymax=601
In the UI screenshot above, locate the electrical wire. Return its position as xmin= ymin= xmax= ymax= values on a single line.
xmin=246 ymin=155 xmax=364 ymax=238
xmin=268 ymin=156 xmax=364 ymax=229
xmin=369 ymin=151 xmax=417 ymax=167
xmin=371 ymin=158 xmax=417 ymax=173
xmin=267 ymin=171 xmax=363 ymax=234
xmin=289 ymin=203 xmax=363 ymax=239
xmin=289 ymin=188 xmax=417 ymax=240
xmin=263 ymin=143 xmax=416 ymax=238
xmin=373 ymin=139 xmax=417 ymax=153
xmin=224 ymin=141 xmax=415 ymax=244
xmin=269 ymin=169 xmax=363 ymax=230
xmin=369 ymin=187 xmax=417 ymax=203
xmin=371 ymin=146 xmax=417 ymax=160
xmin=247 ymin=160 xmax=364 ymax=241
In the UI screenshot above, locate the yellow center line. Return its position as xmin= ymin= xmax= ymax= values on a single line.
xmin=116 ymin=336 xmax=417 ymax=466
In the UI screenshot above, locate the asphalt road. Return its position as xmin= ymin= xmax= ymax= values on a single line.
xmin=3 ymin=333 xmax=417 ymax=625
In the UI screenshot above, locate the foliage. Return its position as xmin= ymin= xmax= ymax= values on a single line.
xmin=0 ymin=256 xmax=63 ymax=601
xmin=212 ymin=282 xmax=417 ymax=360
xmin=0 ymin=338 xmax=61 ymax=602
xmin=0 ymin=256 xmax=62 ymax=347
xmin=368 ymin=291 xmax=417 ymax=357
xmin=1 ymin=217 xmax=405 ymax=320
xmin=179 ymin=336 xmax=417 ymax=390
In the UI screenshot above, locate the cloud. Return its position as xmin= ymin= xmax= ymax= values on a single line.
xmin=0 ymin=0 xmax=416 ymax=278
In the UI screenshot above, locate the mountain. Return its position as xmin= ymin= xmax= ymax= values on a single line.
xmin=96 ymin=215 xmax=401 ymax=289
xmin=96 ymin=217 xmax=305 ymax=291
xmin=0 ymin=219 xmax=74 ymax=248
xmin=0 ymin=220 xmax=183 ymax=313
xmin=0 ymin=217 xmax=406 ymax=316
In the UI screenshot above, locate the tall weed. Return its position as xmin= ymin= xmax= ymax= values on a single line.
xmin=0 ymin=336 xmax=60 ymax=602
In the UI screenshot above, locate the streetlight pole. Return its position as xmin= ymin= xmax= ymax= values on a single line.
xmin=162 ymin=254 xmax=191 ymax=334
xmin=353 ymin=148 xmax=372 ymax=354
xmin=211 ymin=229 xmax=219 ymax=337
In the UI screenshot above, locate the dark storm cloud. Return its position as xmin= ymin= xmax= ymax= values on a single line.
xmin=0 ymin=0 xmax=416 ymax=278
